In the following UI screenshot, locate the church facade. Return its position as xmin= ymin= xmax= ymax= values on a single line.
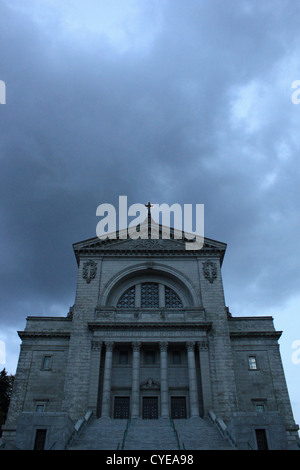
xmin=2 ymin=220 xmax=299 ymax=450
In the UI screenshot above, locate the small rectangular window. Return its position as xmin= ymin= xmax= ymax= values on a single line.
xmin=119 ymin=350 xmax=129 ymax=365
xmin=252 ymin=399 xmax=266 ymax=413
xmin=248 ymin=356 xmax=258 ymax=370
xmin=36 ymin=404 xmax=45 ymax=412
xmin=172 ymin=350 xmax=181 ymax=365
xmin=42 ymin=355 xmax=52 ymax=370
xmin=256 ymin=404 xmax=265 ymax=413
xmin=145 ymin=350 xmax=155 ymax=365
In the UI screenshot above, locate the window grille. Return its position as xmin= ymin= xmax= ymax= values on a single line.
xmin=165 ymin=286 xmax=183 ymax=308
xmin=117 ymin=286 xmax=136 ymax=308
xmin=141 ymin=283 xmax=159 ymax=308
xmin=117 ymin=282 xmax=183 ymax=308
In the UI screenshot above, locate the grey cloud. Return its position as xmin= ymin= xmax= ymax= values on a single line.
xmin=0 ymin=0 xmax=300 ymax=326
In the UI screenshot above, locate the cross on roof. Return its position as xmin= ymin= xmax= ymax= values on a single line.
xmin=145 ymin=201 xmax=154 ymax=239
xmin=145 ymin=201 xmax=153 ymax=216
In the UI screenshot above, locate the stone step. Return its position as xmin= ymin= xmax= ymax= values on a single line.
xmin=68 ymin=416 xmax=234 ymax=450
xmin=174 ymin=417 xmax=234 ymax=450
xmin=124 ymin=418 xmax=179 ymax=450
xmin=68 ymin=417 xmax=127 ymax=450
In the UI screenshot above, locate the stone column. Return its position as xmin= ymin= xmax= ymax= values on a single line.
xmin=101 ymin=342 xmax=114 ymax=417
xmin=197 ymin=340 xmax=213 ymax=415
xmin=186 ymin=342 xmax=199 ymax=417
xmin=131 ymin=342 xmax=141 ymax=418
xmin=88 ymin=340 xmax=103 ymax=412
xmin=160 ymin=342 xmax=169 ymax=417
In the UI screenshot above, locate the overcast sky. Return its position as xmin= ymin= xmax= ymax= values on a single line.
xmin=0 ymin=0 xmax=300 ymax=429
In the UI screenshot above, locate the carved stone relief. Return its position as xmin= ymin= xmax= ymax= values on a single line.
xmin=140 ymin=378 xmax=160 ymax=390
xmin=82 ymin=260 xmax=97 ymax=284
xmin=203 ymin=261 xmax=217 ymax=284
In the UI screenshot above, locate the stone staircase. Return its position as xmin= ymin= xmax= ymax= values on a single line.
xmin=68 ymin=417 xmax=127 ymax=450
xmin=68 ymin=416 xmax=234 ymax=450
xmin=124 ymin=418 xmax=179 ymax=450
xmin=174 ymin=417 xmax=234 ymax=450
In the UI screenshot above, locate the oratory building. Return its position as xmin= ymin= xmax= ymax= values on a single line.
xmin=2 ymin=217 xmax=299 ymax=450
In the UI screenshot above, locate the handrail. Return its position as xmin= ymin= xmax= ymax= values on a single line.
xmin=215 ymin=419 xmax=236 ymax=448
xmin=64 ymin=430 xmax=76 ymax=450
xmin=49 ymin=441 xmax=57 ymax=450
xmin=208 ymin=410 xmax=237 ymax=449
xmin=120 ymin=417 xmax=131 ymax=450
xmin=169 ymin=417 xmax=181 ymax=450
xmin=64 ymin=409 xmax=93 ymax=450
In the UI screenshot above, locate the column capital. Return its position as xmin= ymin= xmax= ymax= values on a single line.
xmin=197 ymin=340 xmax=209 ymax=351
xmin=105 ymin=341 xmax=115 ymax=352
xmin=132 ymin=341 xmax=141 ymax=352
xmin=186 ymin=341 xmax=196 ymax=352
xmin=159 ymin=341 xmax=168 ymax=352
xmin=91 ymin=340 xmax=103 ymax=351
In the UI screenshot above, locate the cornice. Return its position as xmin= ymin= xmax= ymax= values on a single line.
xmin=87 ymin=321 xmax=212 ymax=331
xmin=26 ymin=316 xmax=72 ymax=322
xmin=228 ymin=316 xmax=274 ymax=322
xmin=73 ymin=233 xmax=227 ymax=265
xmin=229 ymin=331 xmax=282 ymax=340
xmin=18 ymin=331 xmax=71 ymax=339
xmin=76 ymin=245 xmax=224 ymax=257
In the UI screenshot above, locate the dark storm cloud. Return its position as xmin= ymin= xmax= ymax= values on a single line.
xmin=1 ymin=0 xmax=300 ymax=327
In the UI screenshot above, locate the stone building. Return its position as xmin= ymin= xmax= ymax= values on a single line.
xmin=2 ymin=218 xmax=299 ymax=450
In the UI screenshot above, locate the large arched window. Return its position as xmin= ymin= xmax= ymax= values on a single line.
xmin=165 ymin=286 xmax=183 ymax=308
xmin=117 ymin=285 xmax=136 ymax=308
xmin=117 ymin=282 xmax=183 ymax=309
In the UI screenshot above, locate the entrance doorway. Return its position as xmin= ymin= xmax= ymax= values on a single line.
xmin=171 ymin=397 xmax=187 ymax=419
xmin=255 ymin=429 xmax=269 ymax=450
xmin=33 ymin=429 xmax=47 ymax=450
xmin=114 ymin=397 xmax=130 ymax=419
xmin=142 ymin=396 xmax=158 ymax=419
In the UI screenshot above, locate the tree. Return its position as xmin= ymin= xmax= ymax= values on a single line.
xmin=0 ymin=368 xmax=14 ymax=437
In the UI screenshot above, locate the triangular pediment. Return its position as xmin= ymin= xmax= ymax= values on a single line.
xmin=73 ymin=217 xmax=226 ymax=263
xmin=86 ymin=237 xmax=187 ymax=251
